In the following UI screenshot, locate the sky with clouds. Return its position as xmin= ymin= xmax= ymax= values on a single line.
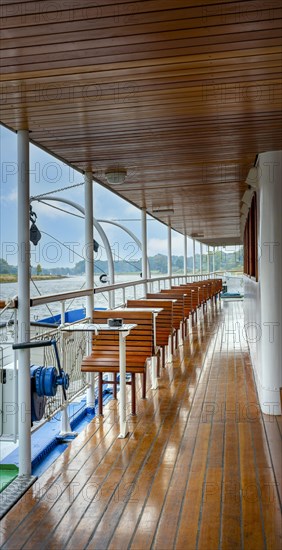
xmin=0 ymin=124 xmax=199 ymax=269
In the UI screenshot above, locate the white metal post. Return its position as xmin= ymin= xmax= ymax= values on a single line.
xmin=17 ymin=129 xmax=31 ymax=476
xmin=200 ymin=243 xmax=203 ymax=276
xmin=212 ymin=246 xmax=215 ymax=273
xmin=59 ymin=301 xmax=76 ymax=438
xmin=84 ymin=171 xmax=95 ymax=411
xmin=60 ymin=300 xmax=66 ymax=325
xmin=141 ymin=207 xmax=148 ymax=296
xmin=207 ymin=245 xmax=210 ymax=274
xmin=168 ymin=224 xmax=172 ymax=288
xmin=183 ymin=233 xmax=187 ymax=280
xmin=13 ymin=309 xmax=18 ymax=442
xmin=193 ymin=239 xmax=196 ymax=275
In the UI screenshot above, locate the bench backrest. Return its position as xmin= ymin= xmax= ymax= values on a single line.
xmin=160 ymin=289 xmax=191 ymax=317
xmin=179 ymin=284 xmax=201 ymax=309
xmin=207 ymin=278 xmax=222 ymax=293
xmin=92 ymin=309 xmax=153 ymax=364
xmin=126 ymin=299 xmax=173 ymax=346
xmin=185 ymin=283 xmax=206 ymax=304
xmin=146 ymin=293 xmax=184 ymax=330
xmin=176 ymin=286 xmax=199 ymax=311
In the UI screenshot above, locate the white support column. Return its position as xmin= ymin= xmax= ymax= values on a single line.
xmin=168 ymin=224 xmax=172 ymax=288
xmin=17 ymin=129 xmax=31 ymax=476
xmin=84 ymin=171 xmax=95 ymax=411
xmin=141 ymin=207 xmax=148 ymax=296
xmin=183 ymin=233 xmax=187 ymax=280
xmin=257 ymin=151 xmax=282 ymax=414
xmin=200 ymin=243 xmax=203 ymax=276
xmin=212 ymin=246 xmax=215 ymax=273
xmin=207 ymin=245 xmax=210 ymax=274
xmin=192 ymin=239 xmax=196 ymax=275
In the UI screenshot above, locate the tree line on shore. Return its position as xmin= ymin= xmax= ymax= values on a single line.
xmin=0 ymin=249 xmax=243 ymax=277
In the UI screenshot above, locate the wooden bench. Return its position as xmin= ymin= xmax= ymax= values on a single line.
xmin=81 ymin=309 xmax=154 ymax=416
xmin=184 ymin=282 xmax=207 ymax=307
xmin=208 ymin=278 xmax=223 ymax=297
xmin=171 ymin=285 xmax=199 ymax=321
xmin=160 ymin=288 xmax=191 ymax=337
xmin=115 ymin=306 xmax=164 ymax=385
xmin=196 ymin=282 xmax=209 ymax=304
xmin=179 ymin=284 xmax=200 ymax=313
xmin=127 ymin=299 xmax=173 ymax=369
xmin=146 ymin=292 xmax=184 ymax=351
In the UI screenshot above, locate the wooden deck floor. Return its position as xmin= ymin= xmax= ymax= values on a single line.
xmin=1 ymin=300 xmax=281 ymax=550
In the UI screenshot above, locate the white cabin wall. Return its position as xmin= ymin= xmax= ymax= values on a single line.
xmin=244 ymin=150 xmax=282 ymax=415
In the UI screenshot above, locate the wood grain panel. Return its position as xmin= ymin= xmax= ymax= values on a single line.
xmin=0 ymin=1 xmax=281 ymax=244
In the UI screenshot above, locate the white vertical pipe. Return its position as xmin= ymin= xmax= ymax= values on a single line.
xmin=183 ymin=233 xmax=187 ymax=280
xmin=168 ymin=224 xmax=172 ymax=288
xmin=60 ymin=300 xmax=66 ymax=325
xmin=84 ymin=171 xmax=95 ymax=410
xmin=200 ymin=243 xmax=203 ymax=276
xmin=59 ymin=301 xmax=74 ymax=436
xmin=192 ymin=239 xmax=196 ymax=275
xmin=13 ymin=309 xmax=18 ymax=442
xmin=207 ymin=245 xmax=210 ymax=274
xmin=212 ymin=246 xmax=215 ymax=273
xmin=85 ymin=172 xmax=94 ymax=317
xmin=141 ymin=207 xmax=148 ymax=296
xmin=17 ymin=129 xmax=31 ymax=476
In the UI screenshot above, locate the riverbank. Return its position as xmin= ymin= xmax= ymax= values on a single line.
xmin=0 ymin=274 xmax=68 ymax=283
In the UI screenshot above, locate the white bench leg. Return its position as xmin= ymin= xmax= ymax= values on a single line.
xmin=151 ymin=356 xmax=158 ymax=389
xmin=167 ymin=336 xmax=173 ymax=362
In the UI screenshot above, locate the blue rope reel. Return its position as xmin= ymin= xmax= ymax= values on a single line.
xmin=13 ymin=339 xmax=69 ymax=422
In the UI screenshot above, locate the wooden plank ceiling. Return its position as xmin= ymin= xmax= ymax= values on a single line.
xmin=1 ymin=0 xmax=281 ymax=245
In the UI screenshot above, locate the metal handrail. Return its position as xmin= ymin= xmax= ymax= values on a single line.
xmin=1 ymin=272 xmax=229 ymax=312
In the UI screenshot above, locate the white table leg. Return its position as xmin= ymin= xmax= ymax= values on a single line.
xmin=118 ymin=331 xmax=129 ymax=438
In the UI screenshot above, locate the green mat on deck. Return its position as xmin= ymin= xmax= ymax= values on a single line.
xmin=0 ymin=464 xmax=19 ymax=492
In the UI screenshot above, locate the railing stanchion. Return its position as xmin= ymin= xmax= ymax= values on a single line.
xmin=58 ymin=301 xmax=78 ymax=438
xmin=84 ymin=171 xmax=95 ymax=413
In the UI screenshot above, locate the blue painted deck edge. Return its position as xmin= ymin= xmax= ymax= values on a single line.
xmin=1 ymin=388 xmax=114 ymax=475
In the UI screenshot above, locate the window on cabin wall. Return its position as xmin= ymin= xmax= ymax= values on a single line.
xmin=244 ymin=194 xmax=258 ymax=280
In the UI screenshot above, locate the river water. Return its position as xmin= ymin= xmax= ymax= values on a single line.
xmin=0 ymin=274 xmax=143 ymax=322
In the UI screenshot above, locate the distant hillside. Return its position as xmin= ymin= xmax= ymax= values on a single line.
xmin=0 ymin=258 xmax=17 ymax=275
xmin=0 ymin=249 xmax=243 ymax=277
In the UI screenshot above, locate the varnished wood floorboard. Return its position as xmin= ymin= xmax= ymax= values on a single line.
xmin=1 ymin=301 xmax=281 ymax=550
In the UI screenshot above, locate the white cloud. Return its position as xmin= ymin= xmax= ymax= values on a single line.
xmin=148 ymin=235 xmax=194 ymax=257
xmin=124 ymin=202 xmax=140 ymax=216
xmin=0 ymin=189 xmax=18 ymax=203
xmin=34 ymin=200 xmax=74 ymax=219
xmin=147 ymin=236 xmax=187 ymax=256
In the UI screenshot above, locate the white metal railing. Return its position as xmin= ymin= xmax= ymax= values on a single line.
xmin=1 ymin=273 xmax=225 ymax=312
xmin=28 ymin=323 xmax=89 ymax=423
